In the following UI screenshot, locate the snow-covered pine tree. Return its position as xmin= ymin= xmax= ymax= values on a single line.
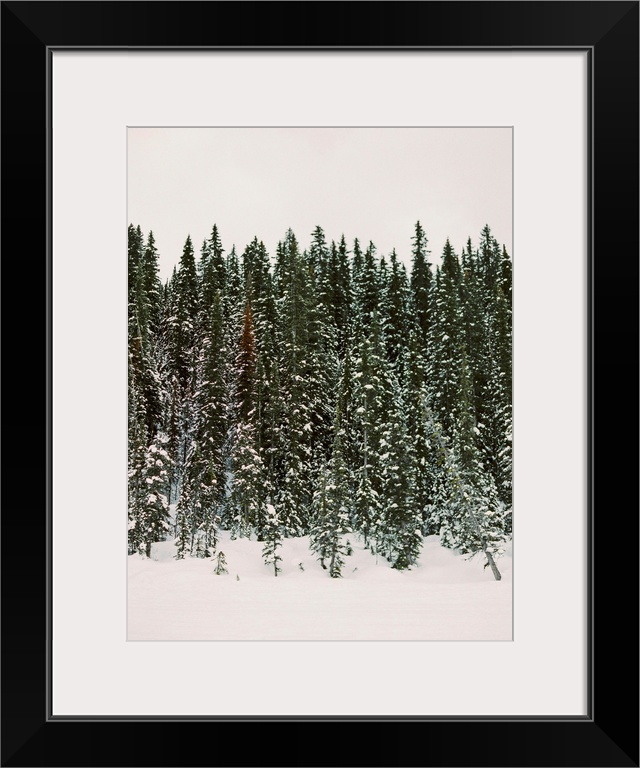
xmin=188 ymin=289 xmax=228 ymax=550
xmin=427 ymin=240 xmax=466 ymax=438
xmin=410 ymin=220 xmax=432 ymax=350
xmin=128 ymin=224 xmax=144 ymax=322
xmin=459 ymin=238 xmax=486 ymax=410
xmin=477 ymin=224 xmax=503 ymax=312
xmin=351 ymin=237 xmax=363 ymax=285
xmin=382 ymin=248 xmax=411 ymax=374
xmin=401 ymin=330 xmax=439 ymax=534
xmin=228 ymin=419 xmax=264 ymax=539
xmin=127 ymin=378 xmax=148 ymax=555
xmin=179 ymin=291 xmax=227 ymax=557
xmin=162 ymin=235 xmax=201 ymax=491
xmin=246 ymin=239 xmax=283 ymax=531
xmin=137 ymin=230 xmax=163 ymax=348
xmin=319 ymin=235 xmax=352 ymax=354
xmin=164 ymin=374 xmax=182 ymax=503
xmin=173 ymin=438 xmax=201 ymax=556
xmin=154 ymin=272 xmax=181 ymax=503
xmin=309 ymin=426 xmax=352 ymax=577
xmin=476 ymin=350 xmax=512 ymax=512
xmin=137 ymin=434 xmax=172 ymax=557
xmin=223 ymin=244 xmax=244 ymax=335
xmin=310 ymin=461 xmax=332 ymax=570
xmin=352 ymin=240 xmax=380 ymax=337
xmin=214 ymin=550 xmax=228 ymax=575
xmin=170 ymin=235 xmax=199 ymax=391
xmin=254 ymin=333 xmax=282 ymax=537
xmin=275 ymin=229 xmax=318 ymax=535
xmin=308 ymin=224 xmax=329 ymax=290
xmin=308 ymin=228 xmax=341 ymax=459
xmin=128 ymin=227 xmax=164 ymax=443
xmin=262 ymin=503 xmax=283 ymax=576
xmin=227 ymin=300 xmax=266 ymax=538
xmin=235 ymin=301 xmax=256 ymax=423
xmin=307 ymin=287 xmax=339 ymax=470
xmin=128 ymin=225 xmax=168 ymax=551
xmin=199 ymin=224 xmax=226 ymax=317
xmin=348 ymin=312 xmax=392 ymax=552
xmin=431 ymin=350 xmax=506 ymax=579
xmin=377 ymin=381 xmax=422 ymax=570
xmin=173 ymin=500 xmax=191 ymax=560
xmin=459 ymin=232 xmax=512 ymax=510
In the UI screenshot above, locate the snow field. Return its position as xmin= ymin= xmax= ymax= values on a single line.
xmin=128 ymin=533 xmax=512 ymax=641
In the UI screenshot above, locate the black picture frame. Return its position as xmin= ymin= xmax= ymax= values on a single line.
xmin=2 ymin=2 xmax=637 ymax=766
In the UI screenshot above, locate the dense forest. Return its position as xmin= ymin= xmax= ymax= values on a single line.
xmin=128 ymin=221 xmax=512 ymax=577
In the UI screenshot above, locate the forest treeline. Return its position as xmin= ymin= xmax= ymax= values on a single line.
xmin=128 ymin=222 xmax=512 ymax=576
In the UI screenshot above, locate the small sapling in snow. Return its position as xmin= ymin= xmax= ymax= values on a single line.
xmin=214 ymin=551 xmax=228 ymax=575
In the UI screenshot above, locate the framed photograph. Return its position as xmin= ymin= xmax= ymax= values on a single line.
xmin=126 ymin=124 xmax=514 ymax=644
xmin=2 ymin=2 xmax=637 ymax=766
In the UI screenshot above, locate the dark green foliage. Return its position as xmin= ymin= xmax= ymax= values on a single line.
xmin=353 ymin=241 xmax=381 ymax=335
xmin=310 ymin=427 xmax=352 ymax=577
xmin=378 ymin=392 xmax=422 ymax=570
xmin=171 ymin=235 xmax=199 ymax=389
xmin=262 ymin=504 xmax=283 ymax=576
xmin=228 ymin=302 xmax=265 ymax=538
xmin=382 ymin=248 xmax=411 ymax=373
xmin=214 ymin=551 xmax=228 ymax=575
xmin=410 ymin=221 xmax=432 ymax=346
xmin=427 ymin=241 xmax=466 ymax=436
xmin=128 ymin=221 xmax=512 ymax=570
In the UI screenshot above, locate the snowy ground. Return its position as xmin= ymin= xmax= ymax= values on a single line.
xmin=128 ymin=532 xmax=512 ymax=641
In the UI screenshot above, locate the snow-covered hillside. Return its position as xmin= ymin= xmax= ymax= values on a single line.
xmin=128 ymin=533 xmax=512 ymax=641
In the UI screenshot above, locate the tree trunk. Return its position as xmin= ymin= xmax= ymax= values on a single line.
xmin=480 ymin=537 xmax=502 ymax=581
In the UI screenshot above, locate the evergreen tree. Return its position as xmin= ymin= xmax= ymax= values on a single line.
xmin=128 ymin=226 xmax=163 ymax=443
xmin=164 ymin=235 xmax=200 ymax=484
xmin=128 ymin=220 xmax=512 ymax=576
xmin=353 ymin=240 xmax=380 ymax=335
xmin=170 ymin=235 xmax=199 ymax=390
xmin=136 ymin=435 xmax=172 ymax=558
xmin=127 ymin=377 xmax=148 ymax=555
xmin=200 ymin=224 xmax=226 ymax=312
xmin=402 ymin=331 xmax=438 ymax=533
xmin=432 ymin=352 xmax=506 ymax=578
xmin=228 ymin=419 xmax=264 ymax=538
xmin=262 ymin=504 xmax=283 ymax=576
xmin=428 ymin=242 xmax=465 ymax=437
xmin=382 ymin=248 xmax=411 ymax=370
xmin=348 ymin=312 xmax=391 ymax=550
xmin=351 ymin=237 xmax=363 ymax=285
xmin=214 ymin=550 xmax=228 ymax=575
xmin=176 ymin=291 xmax=228 ymax=555
xmin=410 ymin=220 xmax=432 ymax=346
xmin=128 ymin=224 xmax=144 ymax=340
xmin=254 ymin=327 xmax=282 ymax=528
xmin=378 ymin=387 xmax=422 ymax=570
xmin=477 ymin=224 xmax=502 ymax=308
xmin=235 ymin=301 xmax=257 ymax=423
xmin=174 ymin=502 xmax=191 ymax=560
xmin=459 ymin=239 xmax=486 ymax=411
xmin=308 ymin=224 xmax=329 ymax=288
xmin=335 ymin=236 xmax=352 ymax=352
xmin=275 ymin=229 xmax=322 ymax=535
xmin=164 ymin=374 xmax=182 ymax=502
xmin=310 ymin=426 xmax=352 ymax=577
xmin=137 ymin=230 xmax=163 ymax=347
xmin=227 ymin=299 xmax=265 ymax=537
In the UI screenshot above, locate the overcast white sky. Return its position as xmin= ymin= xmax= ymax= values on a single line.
xmin=128 ymin=127 xmax=512 ymax=281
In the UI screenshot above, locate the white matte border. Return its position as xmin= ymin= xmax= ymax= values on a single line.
xmin=52 ymin=51 xmax=587 ymax=717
